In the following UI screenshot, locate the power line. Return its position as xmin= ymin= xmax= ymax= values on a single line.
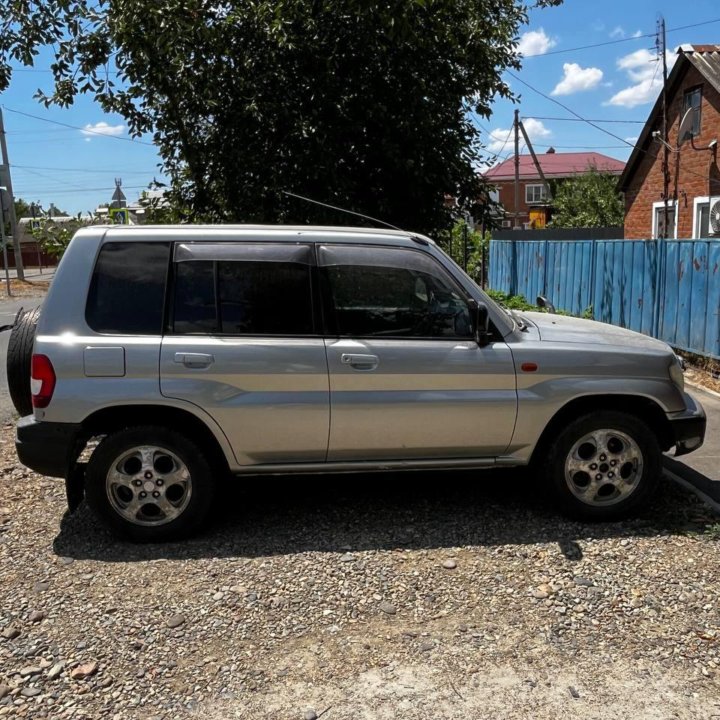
xmin=503 ymin=72 xmax=718 ymax=190
xmin=12 ymin=184 xmax=151 ymax=195
xmin=14 ymin=163 xmax=161 ymax=175
xmin=505 ymin=71 xmax=635 ymax=148
xmin=523 ymin=16 xmax=720 ymax=58
xmin=523 ymin=116 xmax=646 ymax=124
xmin=1 ymin=105 xmax=153 ymax=146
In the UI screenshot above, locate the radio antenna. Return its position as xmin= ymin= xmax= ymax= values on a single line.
xmin=281 ymin=190 xmax=402 ymax=231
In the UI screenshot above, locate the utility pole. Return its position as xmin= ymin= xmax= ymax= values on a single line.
xmin=518 ymin=120 xmax=552 ymax=203
xmin=0 ymin=194 xmax=11 ymax=296
xmin=659 ymin=16 xmax=670 ymax=239
xmin=0 ymin=107 xmax=24 ymax=279
xmin=513 ymin=109 xmax=521 ymax=230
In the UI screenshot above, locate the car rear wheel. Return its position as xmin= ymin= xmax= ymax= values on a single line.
xmin=85 ymin=426 xmax=216 ymax=542
xmin=546 ymin=411 xmax=661 ymax=521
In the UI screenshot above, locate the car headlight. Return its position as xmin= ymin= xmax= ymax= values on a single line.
xmin=669 ymin=354 xmax=685 ymax=392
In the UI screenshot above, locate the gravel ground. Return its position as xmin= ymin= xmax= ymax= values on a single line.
xmin=1 ymin=422 xmax=720 ymax=720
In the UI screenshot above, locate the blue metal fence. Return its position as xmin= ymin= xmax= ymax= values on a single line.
xmin=489 ymin=238 xmax=720 ymax=359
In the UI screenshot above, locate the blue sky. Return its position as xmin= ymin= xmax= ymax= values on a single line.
xmin=480 ymin=0 xmax=720 ymax=168
xmin=2 ymin=1 xmax=720 ymax=215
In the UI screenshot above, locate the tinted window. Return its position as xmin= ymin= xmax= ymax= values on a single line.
xmin=320 ymin=246 xmax=471 ymax=338
xmin=86 ymin=242 xmax=170 ymax=334
xmin=173 ymin=261 xmax=216 ymax=333
xmin=173 ymin=259 xmax=314 ymax=335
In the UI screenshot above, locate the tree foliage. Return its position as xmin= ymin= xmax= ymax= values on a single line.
xmin=0 ymin=0 xmax=560 ymax=235
xmin=550 ymin=167 xmax=624 ymax=229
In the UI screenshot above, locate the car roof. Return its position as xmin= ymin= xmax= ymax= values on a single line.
xmin=82 ymin=224 xmax=434 ymax=246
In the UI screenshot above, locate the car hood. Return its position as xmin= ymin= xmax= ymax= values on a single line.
xmin=521 ymin=311 xmax=671 ymax=351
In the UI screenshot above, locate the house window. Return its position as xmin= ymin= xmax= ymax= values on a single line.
xmin=652 ymin=201 xmax=677 ymax=239
xmin=693 ymin=197 xmax=712 ymax=238
xmin=525 ymin=184 xmax=547 ymax=204
xmin=682 ymin=86 xmax=702 ymax=140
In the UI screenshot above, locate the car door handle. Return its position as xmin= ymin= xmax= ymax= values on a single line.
xmin=341 ymin=353 xmax=379 ymax=370
xmin=174 ymin=352 xmax=215 ymax=368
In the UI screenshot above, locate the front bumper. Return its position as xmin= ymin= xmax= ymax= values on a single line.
xmin=16 ymin=416 xmax=83 ymax=478
xmin=668 ymin=392 xmax=706 ymax=457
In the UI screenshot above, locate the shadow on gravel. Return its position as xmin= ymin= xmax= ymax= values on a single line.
xmin=52 ymin=463 xmax=716 ymax=563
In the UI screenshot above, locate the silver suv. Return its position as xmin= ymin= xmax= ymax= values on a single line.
xmin=14 ymin=225 xmax=706 ymax=541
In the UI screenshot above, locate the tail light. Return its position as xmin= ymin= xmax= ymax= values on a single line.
xmin=31 ymin=354 xmax=56 ymax=408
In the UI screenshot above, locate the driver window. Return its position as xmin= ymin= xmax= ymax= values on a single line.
xmin=319 ymin=245 xmax=472 ymax=338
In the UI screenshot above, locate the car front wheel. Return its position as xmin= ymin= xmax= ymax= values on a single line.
xmin=85 ymin=426 xmax=215 ymax=542
xmin=546 ymin=411 xmax=661 ymax=521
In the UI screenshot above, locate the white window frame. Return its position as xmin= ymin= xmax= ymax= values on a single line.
xmin=651 ymin=200 xmax=678 ymax=239
xmin=525 ymin=183 xmax=547 ymax=204
xmin=692 ymin=196 xmax=712 ymax=238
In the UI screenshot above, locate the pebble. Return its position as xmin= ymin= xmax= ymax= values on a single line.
xmin=304 ymin=710 xmax=318 ymax=720
xmin=574 ymin=577 xmax=594 ymax=587
xmin=28 ymin=611 xmax=46 ymax=623
xmin=339 ymin=553 xmax=354 ymax=563
xmin=1 ymin=627 xmax=20 ymax=640
xmin=568 ymin=686 xmax=580 ymax=699
xmin=47 ymin=662 xmax=65 ymax=681
xmin=442 ymin=559 xmax=457 ymax=570
xmin=166 ymin=614 xmax=186 ymax=629
xmin=20 ymin=687 xmax=41 ymax=698
xmin=379 ymin=601 xmax=396 ymax=615
xmin=33 ymin=581 xmax=50 ymax=593
xmin=419 ymin=640 xmax=435 ymax=652
xmin=0 ymin=688 xmax=9 ymax=701
xmin=19 ymin=666 xmax=42 ymax=678
xmin=70 ymin=662 xmax=98 ymax=680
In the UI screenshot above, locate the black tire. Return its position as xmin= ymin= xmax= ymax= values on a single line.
xmin=7 ymin=306 xmax=41 ymax=417
xmin=85 ymin=426 xmax=216 ymax=542
xmin=545 ymin=411 xmax=661 ymax=521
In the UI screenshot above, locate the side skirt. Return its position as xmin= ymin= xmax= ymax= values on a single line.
xmin=231 ymin=456 xmax=523 ymax=477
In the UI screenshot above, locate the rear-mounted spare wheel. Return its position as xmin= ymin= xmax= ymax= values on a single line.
xmin=6 ymin=306 xmax=42 ymax=417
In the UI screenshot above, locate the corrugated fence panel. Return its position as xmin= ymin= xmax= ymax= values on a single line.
xmin=706 ymin=243 xmax=720 ymax=358
xmin=488 ymin=237 xmax=720 ymax=359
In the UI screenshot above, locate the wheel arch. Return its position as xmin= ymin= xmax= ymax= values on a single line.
xmin=80 ymin=404 xmax=232 ymax=475
xmin=530 ymin=394 xmax=673 ymax=467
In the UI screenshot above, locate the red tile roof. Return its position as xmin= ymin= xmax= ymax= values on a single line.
xmin=484 ymin=151 xmax=626 ymax=181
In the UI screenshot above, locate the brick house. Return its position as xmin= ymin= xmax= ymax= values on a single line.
xmin=619 ymin=45 xmax=720 ymax=239
xmin=484 ymin=150 xmax=625 ymax=229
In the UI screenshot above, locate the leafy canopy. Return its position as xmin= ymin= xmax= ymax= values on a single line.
xmin=0 ymin=0 xmax=560 ymax=235
xmin=549 ymin=166 xmax=624 ymax=229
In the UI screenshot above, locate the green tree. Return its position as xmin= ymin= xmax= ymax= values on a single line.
xmin=0 ymin=0 xmax=560 ymax=236
xmin=14 ymin=197 xmax=31 ymax=219
xmin=31 ymin=215 xmax=91 ymax=259
xmin=549 ymin=167 xmax=624 ymax=228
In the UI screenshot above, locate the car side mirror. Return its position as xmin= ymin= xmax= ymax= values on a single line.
xmin=475 ymin=302 xmax=491 ymax=347
xmin=536 ymin=295 xmax=556 ymax=314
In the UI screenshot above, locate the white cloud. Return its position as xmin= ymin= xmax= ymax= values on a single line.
xmin=607 ymin=48 xmax=677 ymax=107
xmin=486 ymin=118 xmax=551 ymax=154
xmin=516 ymin=28 xmax=556 ymax=57
xmin=610 ymin=26 xmax=625 ymax=39
xmin=81 ymin=121 xmax=126 ymax=137
xmin=552 ymin=62 xmax=603 ymax=96
xmin=632 ymin=30 xmax=643 ymax=38
xmin=624 ymin=136 xmax=639 ymax=144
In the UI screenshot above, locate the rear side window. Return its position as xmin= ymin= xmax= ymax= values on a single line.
xmin=86 ymin=242 xmax=170 ymax=334
xmin=172 ymin=245 xmax=314 ymax=335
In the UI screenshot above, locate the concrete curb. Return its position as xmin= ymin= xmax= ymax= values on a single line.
xmin=664 ymin=466 xmax=720 ymax=515
xmin=685 ymin=378 xmax=720 ymax=400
